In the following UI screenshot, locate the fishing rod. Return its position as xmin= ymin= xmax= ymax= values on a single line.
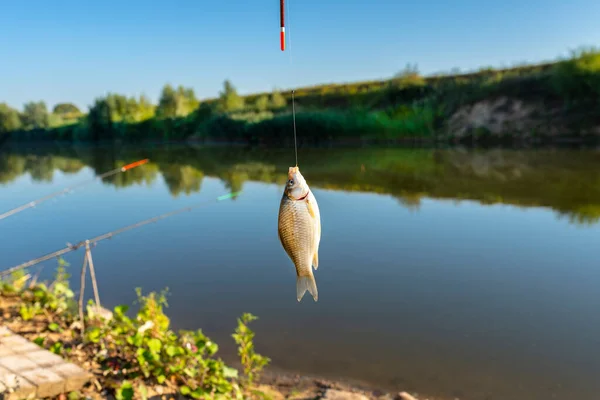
xmin=280 ymin=0 xmax=285 ymax=51
xmin=0 ymin=191 xmax=241 ymax=277
xmin=0 ymin=158 xmax=150 ymax=222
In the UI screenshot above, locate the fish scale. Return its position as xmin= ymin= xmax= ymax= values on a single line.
xmin=278 ymin=194 xmax=315 ymax=276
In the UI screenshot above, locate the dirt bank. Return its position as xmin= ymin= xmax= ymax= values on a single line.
xmin=445 ymin=96 xmax=600 ymax=139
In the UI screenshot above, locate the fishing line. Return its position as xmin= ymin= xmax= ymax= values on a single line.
xmin=292 ymin=90 xmax=298 ymax=167
xmin=283 ymin=0 xmax=299 ymax=167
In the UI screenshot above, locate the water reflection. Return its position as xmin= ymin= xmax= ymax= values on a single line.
xmin=1 ymin=144 xmax=600 ymax=225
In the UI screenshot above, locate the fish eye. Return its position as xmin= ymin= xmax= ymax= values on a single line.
xmin=288 ymin=179 xmax=294 ymax=185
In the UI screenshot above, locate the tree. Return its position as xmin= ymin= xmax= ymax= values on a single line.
xmin=156 ymin=84 xmax=200 ymax=118
xmin=48 ymin=113 xmax=65 ymax=128
xmin=551 ymin=47 xmax=600 ymax=100
xmin=124 ymin=97 xmax=139 ymax=123
xmin=0 ymin=103 xmax=22 ymax=134
xmin=21 ymin=101 xmax=49 ymax=130
xmin=392 ymin=63 xmax=425 ymax=87
xmin=218 ymin=80 xmax=244 ymax=112
xmin=136 ymin=94 xmax=156 ymax=121
xmin=254 ymin=95 xmax=269 ymax=112
xmin=194 ymin=102 xmax=214 ymax=121
xmin=177 ymin=86 xmax=200 ymax=115
xmin=394 ymin=63 xmax=420 ymax=79
xmin=105 ymin=93 xmax=129 ymax=122
xmin=270 ymin=90 xmax=287 ymax=109
xmin=156 ymin=84 xmax=180 ymax=119
xmin=52 ymin=103 xmax=81 ymax=119
xmin=87 ymin=97 xmax=113 ymax=141
xmin=104 ymin=94 xmax=156 ymax=123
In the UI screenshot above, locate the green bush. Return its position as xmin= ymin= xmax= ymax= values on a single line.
xmin=551 ymin=48 xmax=600 ymax=102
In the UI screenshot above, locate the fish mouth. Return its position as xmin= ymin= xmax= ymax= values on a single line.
xmin=288 ymin=166 xmax=299 ymax=180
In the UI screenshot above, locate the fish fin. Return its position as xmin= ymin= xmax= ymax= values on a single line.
xmin=306 ymin=198 xmax=315 ymax=218
xmin=307 ymin=192 xmax=321 ymax=271
xmin=296 ymin=274 xmax=318 ymax=302
xmin=314 ymin=218 xmax=321 ymax=268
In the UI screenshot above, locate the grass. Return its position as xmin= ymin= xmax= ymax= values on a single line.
xmin=3 ymin=48 xmax=600 ymax=145
xmin=0 ymin=259 xmax=271 ymax=400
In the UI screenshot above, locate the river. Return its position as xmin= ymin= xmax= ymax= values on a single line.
xmin=1 ymin=144 xmax=599 ymax=400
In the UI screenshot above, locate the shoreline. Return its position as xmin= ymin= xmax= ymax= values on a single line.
xmin=4 ymin=133 xmax=600 ymax=152
xmin=3 ymin=50 xmax=600 ymax=150
xmin=0 ymin=292 xmax=436 ymax=400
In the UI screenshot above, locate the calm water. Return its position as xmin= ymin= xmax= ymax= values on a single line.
xmin=1 ymin=144 xmax=600 ymax=400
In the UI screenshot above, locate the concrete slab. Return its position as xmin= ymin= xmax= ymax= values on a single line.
xmin=0 ymin=328 xmax=91 ymax=399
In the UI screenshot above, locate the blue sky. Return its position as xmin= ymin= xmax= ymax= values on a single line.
xmin=1 ymin=0 xmax=599 ymax=111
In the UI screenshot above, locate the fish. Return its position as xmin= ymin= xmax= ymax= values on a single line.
xmin=277 ymin=166 xmax=321 ymax=302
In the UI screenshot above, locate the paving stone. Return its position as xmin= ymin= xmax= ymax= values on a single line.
xmin=24 ymin=349 xmax=65 ymax=367
xmin=0 ymin=354 xmax=38 ymax=373
xmin=0 ymin=343 xmax=15 ymax=357
xmin=7 ymin=340 xmax=40 ymax=354
xmin=0 ymin=334 xmax=33 ymax=350
xmin=0 ymin=333 xmax=92 ymax=398
xmin=50 ymin=362 xmax=93 ymax=392
xmin=20 ymin=367 xmax=65 ymax=398
xmin=4 ymin=390 xmax=38 ymax=400
xmin=321 ymin=389 xmax=370 ymax=400
xmin=0 ymin=365 xmax=36 ymax=400
xmin=0 ymin=364 xmax=16 ymax=383
xmin=0 ymin=333 xmax=27 ymax=343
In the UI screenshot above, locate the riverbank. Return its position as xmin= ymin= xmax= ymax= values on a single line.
xmin=2 ymin=48 xmax=600 ymax=145
xmin=0 ymin=265 xmax=432 ymax=400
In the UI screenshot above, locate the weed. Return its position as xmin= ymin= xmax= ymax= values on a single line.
xmin=232 ymin=313 xmax=271 ymax=388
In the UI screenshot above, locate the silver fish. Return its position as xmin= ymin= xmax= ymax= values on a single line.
xmin=277 ymin=166 xmax=321 ymax=302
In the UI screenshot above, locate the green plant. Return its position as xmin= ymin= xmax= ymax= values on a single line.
xmin=551 ymin=47 xmax=600 ymax=102
xmin=67 ymin=391 xmax=82 ymax=400
xmin=23 ymin=258 xmax=76 ymax=316
xmin=50 ymin=341 xmax=64 ymax=355
xmin=83 ymin=287 xmax=242 ymax=399
xmin=115 ymin=381 xmax=134 ymax=400
xmin=232 ymin=313 xmax=270 ymax=388
xmin=3 ymin=257 xmax=76 ymax=323
xmin=19 ymin=303 xmax=40 ymax=321
xmin=0 ymin=269 xmax=29 ymax=294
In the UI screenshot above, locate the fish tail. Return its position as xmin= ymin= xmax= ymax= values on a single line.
xmin=296 ymin=273 xmax=318 ymax=302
